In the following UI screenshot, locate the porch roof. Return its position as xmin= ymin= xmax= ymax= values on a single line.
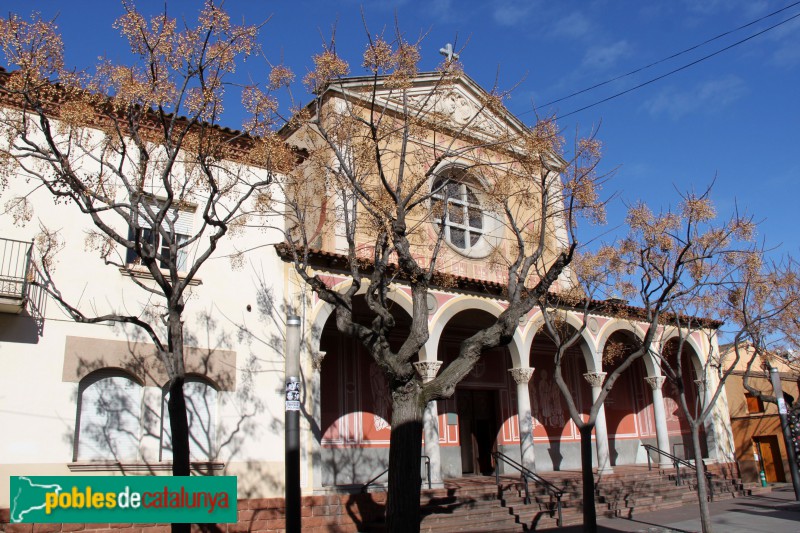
xmin=274 ymin=243 xmax=723 ymax=329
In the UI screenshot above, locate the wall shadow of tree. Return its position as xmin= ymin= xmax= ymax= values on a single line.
xmin=63 ymin=308 xmax=270 ymax=483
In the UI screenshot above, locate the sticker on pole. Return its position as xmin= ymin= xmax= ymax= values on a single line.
xmin=286 ymin=377 xmax=301 ymax=411
xmin=778 ymin=396 xmax=788 ymax=415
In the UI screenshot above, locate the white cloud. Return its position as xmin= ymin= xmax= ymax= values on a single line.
xmin=683 ymin=0 xmax=767 ymax=17
xmin=642 ymin=75 xmax=748 ymax=119
xmin=684 ymin=0 xmax=731 ymax=15
xmin=772 ymin=44 xmax=800 ymax=68
xmin=430 ymin=0 xmax=454 ymax=20
xmin=360 ymin=0 xmax=410 ymax=10
xmin=767 ymin=16 xmax=800 ymax=68
xmin=581 ymin=40 xmax=633 ymax=70
xmin=550 ymin=11 xmax=593 ymax=40
xmin=492 ymin=0 xmax=536 ymax=27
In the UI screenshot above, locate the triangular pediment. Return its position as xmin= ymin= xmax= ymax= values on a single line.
xmin=328 ymin=72 xmax=529 ymax=143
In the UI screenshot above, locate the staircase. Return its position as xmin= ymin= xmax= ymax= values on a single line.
xmin=364 ymin=465 xmax=755 ymax=532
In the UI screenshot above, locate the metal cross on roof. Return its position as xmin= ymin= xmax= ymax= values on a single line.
xmin=439 ymin=43 xmax=459 ymax=62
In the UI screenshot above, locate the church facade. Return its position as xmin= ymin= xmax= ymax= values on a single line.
xmin=277 ymin=72 xmax=736 ymax=490
xmin=0 ymin=70 xmax=736 ymax=513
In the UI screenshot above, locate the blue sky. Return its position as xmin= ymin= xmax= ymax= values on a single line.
xmin=7 ymin=1 xmax=800 ymax=257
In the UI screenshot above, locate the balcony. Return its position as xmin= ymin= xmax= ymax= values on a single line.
xmin=0 ymin=237 xmax=33 ymax=314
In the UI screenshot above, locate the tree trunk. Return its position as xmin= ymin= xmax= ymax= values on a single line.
xmin=168 ymin=376 xmax=191 ymax=476
xmin=691 ymin=425 xmax=713 ymax=533
xmin=168 ymin=376 xmax=191 ymax=533
xmin=385 ymin=385 xmax=424 ymax=533
xmin=580 ymin=424 xmax=597 ymax=533
xmin=167 ymin=302 xmax=191 ymax=533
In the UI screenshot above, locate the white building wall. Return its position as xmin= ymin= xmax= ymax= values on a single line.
xmin=0 ymin=146 xmax=290 ymax=506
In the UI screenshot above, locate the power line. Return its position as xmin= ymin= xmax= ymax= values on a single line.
xmin=555 ymin=10 xmax=800 ymax=120
xmin=539 ymin=0 xmax=800 ymax=109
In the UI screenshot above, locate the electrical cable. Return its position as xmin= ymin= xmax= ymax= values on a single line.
xmin=555 ymin=10 xmax=800 ymax=119
xmin=539 ymin=0 xmax=800 ymax=109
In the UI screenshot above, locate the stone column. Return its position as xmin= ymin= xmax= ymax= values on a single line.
xmin=509 ymin=367 xmax=536 ymax=473
xmin=415 ymin=361 xmax=444 ymax=488
xmin=584 ymin=372 xmax=613 ymax=473
xmin=311 ymin=351 xmax=326 ymax=490
xmin=645 ymin=376 xmax=672 ymax=468
xmin=694 ymin=378 xmax=720 ymax=462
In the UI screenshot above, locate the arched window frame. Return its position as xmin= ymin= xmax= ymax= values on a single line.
xmin=74 ymin=369 xmax=144 ymax=462
xmin=430 ymin=166 xmax=501 ymax=258
xmin=160 ymin=376 xmax=219 ymax=462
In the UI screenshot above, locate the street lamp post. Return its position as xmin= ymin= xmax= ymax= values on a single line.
xmin=285 ymin=315 xmax=302 ymax=532
xmin=768 ymin=365 xmax=800 ymax=500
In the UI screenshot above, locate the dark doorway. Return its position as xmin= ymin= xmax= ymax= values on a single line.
xmin=754 ymin=435 xmax=786 ymax=483
xmin=457 ymin=389 xmax=499 ymax=475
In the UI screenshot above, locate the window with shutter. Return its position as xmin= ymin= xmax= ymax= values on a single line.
xmin=126 ymin=200 xmax=194 ymax=271
xmin=745 ymin=392 xmax=764 ymax=414
xmin=161 ymin=378 xmax=218 ymax=461
xmin=75 ymin=371 xmax=143 ymax=461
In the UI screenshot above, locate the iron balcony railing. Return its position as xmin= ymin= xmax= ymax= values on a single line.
xmin=0 ymin=237 xmax=33 ymax=301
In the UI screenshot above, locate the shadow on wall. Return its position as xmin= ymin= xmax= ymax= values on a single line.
xmin=62 ymin=306 xmax=276 ymax=489
xmin=0 ymin=266 xmax=48 ymax=343
xmin=321 ymin=445 xmax=391 ymax=487
xmin=0 ymin=311 xmax=40 ymax=344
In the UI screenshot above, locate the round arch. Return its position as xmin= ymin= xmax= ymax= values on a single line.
xmin=75 ymin=368 xmax=145 ymax=462
xmin=522 ymin=311 xmax=598 ymax=372
xmin=79 ymin=367 xmax=145 ymax=388
xmin=427 ymin=296 xmax=524 ymax=368
xmin=308 ymin=279 xmax=421 ymax=357
xmin=596 ymin=319 xmax=646 ymax=356
xmin=658 ymin=330 xmax=707 ymax=378
xmin=596 ymin=320 xmax=656 ymax=376
xmin=430 ymin=158 xmax=493 ymax=191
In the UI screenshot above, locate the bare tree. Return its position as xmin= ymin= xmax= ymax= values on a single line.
xmin=730 ymin=257 xmax=800 ymax=406
xmin=524 ymin=261 xmax=665 ymax=533
xmin=0 ymin=4 xmax=290 ymax=532
xmin=599 ymin=188 xmax=787 ymax=533
xmin=717 ymin=256 xmax=800 ymax=499
xmin=525 ymin=196 xmax=741 ymax=533
xmin=267 ymin=30 xmax=608 ymax=532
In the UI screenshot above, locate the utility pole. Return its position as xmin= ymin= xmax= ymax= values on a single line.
xmin=285 ymin=314 xmax=302 ymax=532
xmin=768 ymin=365 xmax=800 ymax=500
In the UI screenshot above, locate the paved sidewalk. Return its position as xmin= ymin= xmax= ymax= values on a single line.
xmin=544 ymin=485 xmax=800 ymax=532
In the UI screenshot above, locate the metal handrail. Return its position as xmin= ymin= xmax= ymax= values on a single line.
xmin=361 ymin=468 xmax=388 ymax=493
xmin=492 ymin=451 xmax=563 ymax=528
xmin=360 ymin=455 xmax=432 ymax=493
xmin=641 ymin=443 xmax=695 ymax=470
xmin=641 ymin=444 xmax=714 ymax=499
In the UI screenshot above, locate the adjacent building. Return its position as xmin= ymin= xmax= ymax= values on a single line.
xmin=723 ymin=344 xmax=799 ymax=484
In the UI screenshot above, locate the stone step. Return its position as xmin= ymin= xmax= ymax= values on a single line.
xmin=365 ymin=470 xmax=750 ymax=532
xmin=370 ymin=502 xmax=585 ymax=532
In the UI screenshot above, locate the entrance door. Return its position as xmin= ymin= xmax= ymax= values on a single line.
xmin=457 ymin=389 xmax=498 ymax=475
xmin=755 ymin=436 xmax=786 ymax=483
